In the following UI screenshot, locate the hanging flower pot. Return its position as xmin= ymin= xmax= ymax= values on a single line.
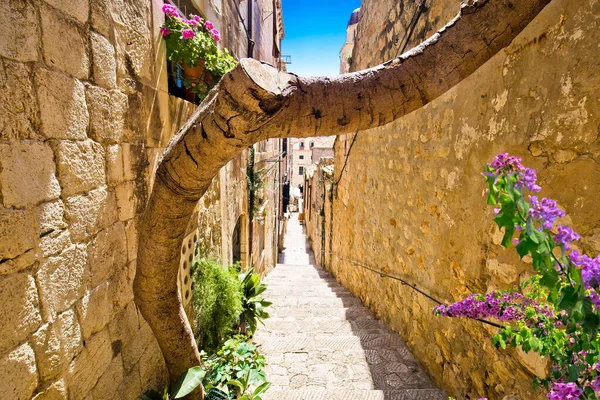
xmin=183 ymin=59 xmax=206 ymax=101
xmin=160 ymin=4 xmax=237 ymax=103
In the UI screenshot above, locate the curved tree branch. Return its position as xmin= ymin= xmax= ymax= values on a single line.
xmin=134 ymin=0 xmax=552 ymax=391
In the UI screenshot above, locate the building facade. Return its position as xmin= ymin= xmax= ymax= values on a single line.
xmin=0 ymin=0 xmax=285 ymax=399
xmin=289 ymin=136 xmax=335 ymax=191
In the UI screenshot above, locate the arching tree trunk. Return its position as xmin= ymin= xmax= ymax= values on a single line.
xmin=133 ymin=0 xmax=552 ymax=391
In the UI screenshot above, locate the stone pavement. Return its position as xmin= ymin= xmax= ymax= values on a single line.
xmin=253 ymin=214 xmax=446 ymax=400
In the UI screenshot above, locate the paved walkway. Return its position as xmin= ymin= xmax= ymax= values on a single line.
xmin=254 ymin=214 xmax=446 ymax=400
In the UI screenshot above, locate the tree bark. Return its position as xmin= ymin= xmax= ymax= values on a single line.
xmin=134 ymin=0 xmax=552 ymax=391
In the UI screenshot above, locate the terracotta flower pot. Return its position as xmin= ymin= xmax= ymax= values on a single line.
xmin=183 ymin=59 xmax=205 ymax=101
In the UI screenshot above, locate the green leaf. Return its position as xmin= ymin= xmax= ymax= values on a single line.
xmin=170 ymin=366 xmax=206 ymax=399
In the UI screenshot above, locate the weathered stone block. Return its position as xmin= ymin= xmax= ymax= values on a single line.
xmin=32 ymin=379 xmax=67 ymax=400
xmin=106 ymin=145 xmax=125 ymax=186
xmin=42 ymin=0 xmax=89 ymax=24
xmin=68 ymin=328 xmax=113 ymax=400
xmin=0 ymin=273 xmax=42 ymax=354
xmin=125 ymin=219 xmax=138 ymax=262
xmin=114 ymin=366 xmax=142 ymax=400
xmin=109 ymin=302 xmax=152 ymax=372
xmin=0 ymin=206 xmax=35 ymax=262
xmin=0 ymin=59 xmax=40 ymax=141
xmin=88 ymin=222 xmax=127 ymax=287
xmin=55 ymin=140 xmax=106 ymax=197
xmin=91 ymin=354 xmax=123 ymax=400
xmin=0 ymin=0 xmax=39 ymax=62
xmin=31 ymin=309 xmax=82 ymax=380
xmin=0 ymin=343 xmax=38 ymax=400
xmin=86 ymin=85 xmax=128 ymax=144
xmin=64 ymin=187 xmax=118 ymax=242
xmin=0 ymin=142 xmax=61 ymax=207
xmin=36 ymin=68 xmax=88 ymax=140
xmin=37 ymin=244 xmax=87 ymax=320
xmin=77 ymin=281 xmax=113 ymax=339
xmin=91 ymin=31 xmax=117 ymax=89
xmin=90 ymin=0 xmax=112 ymax=38
xmin=0 ymin=249 xmax=36 ymax=275
xmin=122 ymin=143 xmax=137 ymax=181
xmin=115 ymin=182 xmax=136 ymax=221
xmin=138 ymin=341 xmax=168 ymax=393
xmin=38 ymin=229 xmax=72 ymax=258
xmin=36 ymin=200 xmax=68 ymax=236
xmin=112 ymin=260 xmax=135 ymax=312
xmin=40 ymin=4 xmax=89 ymax=79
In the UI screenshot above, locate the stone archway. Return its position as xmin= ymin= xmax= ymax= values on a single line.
xmin=132 ymin=0 xmax=552 ymax=387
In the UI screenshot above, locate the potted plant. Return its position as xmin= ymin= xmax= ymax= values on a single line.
xmin=160 ymin=4 xmax=236 ymax=102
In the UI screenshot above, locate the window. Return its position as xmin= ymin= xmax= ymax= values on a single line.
xmin=299 ymin=155 xmax=304 ymax=160
xmin=299 ymin=166 xmax=304 ymax=175
xmin=300 ymin=141 xmax=305 ymax=150
xmin=310 ymin=142 xmax=315 ymax=148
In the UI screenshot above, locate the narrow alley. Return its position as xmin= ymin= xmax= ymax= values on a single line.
xmin=254 ymin=214 xmax=446 ymax=399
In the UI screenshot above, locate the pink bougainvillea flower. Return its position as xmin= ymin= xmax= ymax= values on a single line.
xmin=192 ymin=14 xmax=202 ymax=22
xmin=182 ymin=29 xmax=195 ymax=40
xmin=210 ymin=28 xmax=220 ymax=42
xmin=159 ymin=27 xmax=170 ymax=37
xmin=205 ymin=20 xmax=215 ymax=30
xmin=187 ymin=18 xmax=198 ymax=26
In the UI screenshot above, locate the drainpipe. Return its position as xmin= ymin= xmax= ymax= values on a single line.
xmin=247 ymin=0 xmax=254 ymax=58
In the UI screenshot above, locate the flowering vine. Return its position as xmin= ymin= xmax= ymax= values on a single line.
xmin=435 ymin=153 xmax=600 ymax=400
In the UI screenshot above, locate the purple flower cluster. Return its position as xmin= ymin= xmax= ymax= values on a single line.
xmin=182 ymin=29 xmax=195 ymax=40
xmin=554 ymin=226 xmax=580 ymax=249
xmin=160 ymin=27 xmax=170 ymax=37
xmin=487 ymin=153 xmax=541 ymax=193
xmin=162 ymin=4 xmax=179 ymax=17
xmin=570 ymin=250 xmax=600 ymax=290
xmin=529 ymin=196 xmax=566 ymax=230
xmin=547 ymin=382 xmax=583 ymax=400
xmin=434 ymin=292 xmax=525 ymax=321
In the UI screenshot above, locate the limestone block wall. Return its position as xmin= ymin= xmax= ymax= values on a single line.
xmin=0 ymin=0 xmax=185 ymax=398
xmin=327 ymin=0 xmax=600 ymax=399
xmin=304 ymin=159 xmax=334 ymax=267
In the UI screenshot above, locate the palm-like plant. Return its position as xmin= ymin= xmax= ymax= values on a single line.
xmin=239 ymin=269 xmax=271 ymax=335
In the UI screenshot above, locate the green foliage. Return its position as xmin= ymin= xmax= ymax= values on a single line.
xmin=246 ymin=147 xmax=265 ymax=217
xmin=191 ymin=258 xmax=243 ymax=353
xmin=239 ymin=268 xmax=272 ymax=335
xmin=161 ymin=14 xmax=236 ymax=100
xmin=139 ymin=366 xmax=206 ymax=400
xmin=201 ymin=335 xmax=271 ymax=400
xmin=482 ymin=162 xmax=600 ymax=396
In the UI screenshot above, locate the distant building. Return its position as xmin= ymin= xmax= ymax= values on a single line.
xmin=290 ymin=137 xmax=336 ymax=190
xmin=340 ymin=8 xmax=360 ymax=73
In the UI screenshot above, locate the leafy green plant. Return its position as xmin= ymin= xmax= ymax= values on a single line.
xmin=191 ymin=258 xmax=243 ymax=353
xmin=201 ymin=335 xmax=271 ymax=400
xmin=246 ymin=147 xmax=265 ymax=218
xmin=138 ymin=366 xmax=206 ymax=400
xmin=239 ymin=268 xmax=271 ymax=335
xmin=160 ymin=5 xmax=236 ymax=100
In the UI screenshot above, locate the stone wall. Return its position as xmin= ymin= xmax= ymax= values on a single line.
xmin=326 ymin=0 xmax=600 ymax=399
xmin=303 ymin=159 xmax=334 ymax=267
xmin=0 ymin=0 xmax=284 ymax=398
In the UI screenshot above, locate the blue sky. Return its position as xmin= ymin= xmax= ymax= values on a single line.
xmin=281 ymin=0 xmax=362 ymax=77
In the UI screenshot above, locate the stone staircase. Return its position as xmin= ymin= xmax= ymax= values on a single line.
xmin=253 ymin=214 xmax=446 ymax=400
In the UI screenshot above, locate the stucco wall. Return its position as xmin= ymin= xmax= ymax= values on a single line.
xmin=328 ymin=0 xmax=600 ymax=399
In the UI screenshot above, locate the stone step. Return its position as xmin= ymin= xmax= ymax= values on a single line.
xmin=261 ymin=317 xmax=386 ymax=334
xmin=262 ymin=389 xmax=446 ymax=400
xmin=262 ymin=296 xmax=364 ymax=308
xmin=268 ymin=306 xmax=374 ymax=319
xmin=255 ymin=333 xmax=410 ymax=353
